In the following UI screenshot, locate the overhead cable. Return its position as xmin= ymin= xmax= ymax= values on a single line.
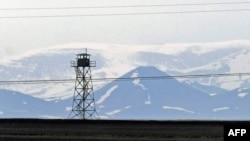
xmin=1 ymin=1 xmax=250 ymax=10
xmin=0 ymin=9 xmax=250 ymax=19
xmin=0 ymin=72 xmax=249 ymax=85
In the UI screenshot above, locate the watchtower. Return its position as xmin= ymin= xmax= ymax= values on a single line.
xmin=69 ymin=49 xmax=97 ymax=119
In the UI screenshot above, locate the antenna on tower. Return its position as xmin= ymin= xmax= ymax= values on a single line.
xmin=69 ymin=48 xmax=97 ymax=119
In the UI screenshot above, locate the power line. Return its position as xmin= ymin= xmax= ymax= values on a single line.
xmin=0 ymin=72 xmax=249 ymax=85
xmin=1 ymin=1 xmax=250 ymax=10
xmin=1 ymin=9 xmax=250 ymax=19
xmin=0 ymin=79 xmax=74 ymax=85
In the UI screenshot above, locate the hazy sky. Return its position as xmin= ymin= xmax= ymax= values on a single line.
xmin=0 ymin=0 xmax=250 ymax=58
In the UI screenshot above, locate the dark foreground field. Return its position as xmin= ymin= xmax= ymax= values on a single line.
xmin=0 ymin=119 xmax=248 ymax=141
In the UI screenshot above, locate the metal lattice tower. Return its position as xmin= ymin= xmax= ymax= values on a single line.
xmin=69 ymin=49 xmax=97 ymax=119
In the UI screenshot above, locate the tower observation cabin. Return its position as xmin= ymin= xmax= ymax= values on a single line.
xmin=71 ymin=53 xmax=96 ymax=68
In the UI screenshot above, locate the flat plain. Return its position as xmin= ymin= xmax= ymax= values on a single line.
xmin=0 ymin=119 xmax=248 ymax=141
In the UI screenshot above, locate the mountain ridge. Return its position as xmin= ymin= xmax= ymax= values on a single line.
xmin=1 ymin=41 xmax=250 ymax=119
xmin=1 ymin=66 xmax=250 ymax=119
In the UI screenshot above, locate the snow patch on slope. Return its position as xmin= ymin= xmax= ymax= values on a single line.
xmin=65 ymin=107 xmax=72 ymax=112
xmin=131 ymin=72 xmax=146 ymax=90
xmin=212 ymin=107 xmax=229 ymax=112
xmin=96 ymin=85 xmax=118 ymax=104
xmin=238 ymin=93 xmax=248 ymax=98
xmin=145 ymin=93 xmax=151 ymax=105
xmin=209 ymin=93 xmax=217 ymax=96
xmin=162 ymin=106 xmax=194 ymax=114
xmin=125 ymin=106 xmax=131 ymax=109
xmin=220 ymin=81 xmax=242 ymax=91
xmin=238 ymin=88 xmax=248 ymax=92
xmin=106 ymin=109 xmax=121 ymax=116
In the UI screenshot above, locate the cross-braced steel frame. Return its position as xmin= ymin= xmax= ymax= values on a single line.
xmin=69 ymin=52 xmax=97 ymax=119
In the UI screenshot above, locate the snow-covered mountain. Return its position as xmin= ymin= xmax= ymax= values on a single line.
xmin=0 ymin=40 xmax=250 ymax=119
xmin=1 ymin=66 xmax=250 ymax=119
xmin=0 ymin=89 xmax=71 ymax=118
xmin=94 ymin=66 xmax=250 ymax=120
xmin=94 ymin=66 xmax=210 ymax=119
